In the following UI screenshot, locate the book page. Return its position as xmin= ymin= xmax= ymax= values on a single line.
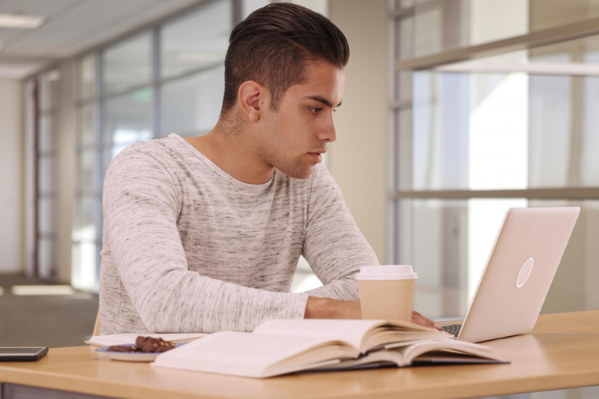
xmin=253 ymin=319 xmax=384 ymax=349
xmin=366 ymin=329 xmax=450 ymax=350
xmin=152 ymin=331 xmax=354 ymax=378
xmin=85 ymin=333 xmax=207 ymax=347
xmin=318 ymin=340 xmax=505 ymax=371
xmin=255 ymin=319 xmax=450 ymax=352
xmin=383 ymin=336 xmax=452 ymax=349
xmin=315 ymin=349 xmax=407 ymax=370
xmin=397 ymin=340 xmax=505 ymax=363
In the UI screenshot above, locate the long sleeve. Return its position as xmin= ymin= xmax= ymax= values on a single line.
xmin=101 ymin=149 xmax=308 ymax=333
xmin=302 ymin=165 xmax=380 ymax=301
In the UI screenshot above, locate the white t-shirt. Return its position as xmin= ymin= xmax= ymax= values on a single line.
xmin=99 ymin=133 xmax=378 ymax=334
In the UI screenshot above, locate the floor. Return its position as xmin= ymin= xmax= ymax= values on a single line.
xmin=0 ymin=274 xmax=98 ymax=347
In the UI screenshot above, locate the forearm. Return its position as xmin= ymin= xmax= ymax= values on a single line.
xmin=125 ymin=267 xmax=310 ymax=333
xmin=306 ymin=277 xmax=360 ymax=301
xmin=304 ymin=297 xmax=361 ymax=319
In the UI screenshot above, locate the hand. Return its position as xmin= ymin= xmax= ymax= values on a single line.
xmin=305 ymin=298 xmax=441 ymax=331
xmin=412 ymin=310 xmax=442 ymax=330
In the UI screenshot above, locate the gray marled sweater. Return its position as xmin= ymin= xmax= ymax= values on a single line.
xmin=99 ymin=133 xmax=378 ymax=334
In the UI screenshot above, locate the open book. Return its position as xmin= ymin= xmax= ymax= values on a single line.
xmin=151 ymin=319 xmax=506 ymax=378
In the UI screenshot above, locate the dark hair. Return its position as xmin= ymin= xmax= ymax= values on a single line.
xmin=221 ymin=3 xmax=350 ymax=114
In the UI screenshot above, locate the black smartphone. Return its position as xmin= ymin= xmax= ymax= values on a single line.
xmin=0 ymin=347 xmax=49 ymax=361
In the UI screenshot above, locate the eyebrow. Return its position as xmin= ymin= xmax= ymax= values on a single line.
xmin=305 ymin=96 xmax=343 ymax=108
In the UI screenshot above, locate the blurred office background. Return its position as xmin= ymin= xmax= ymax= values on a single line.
xmin=1 ymin=0 xmax=599 ymax=352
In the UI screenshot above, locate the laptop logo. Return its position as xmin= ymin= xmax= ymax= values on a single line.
xmin=516 ymin=257 xmax=534 ymax=288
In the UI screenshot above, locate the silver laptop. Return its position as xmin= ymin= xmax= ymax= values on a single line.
xmin=442 ymin=207 xmax=580 ymax=343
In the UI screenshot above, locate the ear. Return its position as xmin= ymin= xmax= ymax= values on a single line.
xmin=237 ymin=81 xmax=269 ymax=123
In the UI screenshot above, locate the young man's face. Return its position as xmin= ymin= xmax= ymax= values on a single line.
xmin=258 ymin=60 xmax=345 ymax=179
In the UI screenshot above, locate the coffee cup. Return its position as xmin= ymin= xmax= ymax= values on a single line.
xmin=355 ymin=265 xmax=417 ymax=322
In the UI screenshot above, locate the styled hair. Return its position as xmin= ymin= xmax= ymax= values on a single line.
xmin=221 ymin=2 xmax=350 ymax=114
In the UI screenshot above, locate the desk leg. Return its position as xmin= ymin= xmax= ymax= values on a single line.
xmin=2 ymin=384 xmax=109 ymax=399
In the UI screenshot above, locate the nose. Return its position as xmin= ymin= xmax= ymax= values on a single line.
xmin=318 ymin=113 xmax=337 ymax=143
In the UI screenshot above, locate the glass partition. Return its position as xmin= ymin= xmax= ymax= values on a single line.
xmin=409 ymin=34 xmax=599 ymax=191
xmin=161 ymin=67 xmax=224 ymax=136
xmin=405 ymin=199 xmax=599 ymax=319
xmin=103 ymin=90 xmax=154 ymax=147
xmin=102 ymin=32 xmax=152 ymax=94
xmin=71 ymin=0 xmax=295 ymax=291
xmin=36 ymin=69 xmax=60 ymax=280
xmin=161 ymin=0 xmax=231 ymax=79
xmin=78 ymin=54 xmax=95 ymax=100
xmin=391 ymin=0 xmax=599 ymax=320
xmin=395 ymin=0 xmax=599 ymax=59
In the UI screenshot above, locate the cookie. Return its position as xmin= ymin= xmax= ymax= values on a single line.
xmin=135 ymin=336 xmax=176 ymax=353
xmin=106 ymin=345 xmax=139 ymax=353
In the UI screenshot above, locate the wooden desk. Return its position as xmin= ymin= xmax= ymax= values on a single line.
xmin=1 ymin=310 xmax=599 ymax=399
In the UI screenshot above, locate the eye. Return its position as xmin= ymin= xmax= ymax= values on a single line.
xmin=308 ymin=107 xmax=323 ymax=114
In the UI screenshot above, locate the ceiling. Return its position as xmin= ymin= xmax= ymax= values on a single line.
xmin=0 ymin=0 xmax=206 ymax=79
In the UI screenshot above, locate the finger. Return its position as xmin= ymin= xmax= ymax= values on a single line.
xmin=411 ymin=311 xmax=430 ymax=326
xmin=411 ymin=311 xmax=430 ymax=324
xmin=412 ymin=311 xmax=442 ymax=330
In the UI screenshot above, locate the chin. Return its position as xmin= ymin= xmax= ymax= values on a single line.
xmin=280 ymin=164 xmax=314 ymax=180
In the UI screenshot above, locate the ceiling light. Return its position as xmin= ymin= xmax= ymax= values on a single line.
xmin=0 ymin=13 xmax=46 ymax=29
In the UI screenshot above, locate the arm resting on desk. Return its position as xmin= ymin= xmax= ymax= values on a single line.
xmin=102 ymin=150 xmax=309 ymax=334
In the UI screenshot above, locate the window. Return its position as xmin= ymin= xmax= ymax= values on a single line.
xmin=28 ymin=69 xmax=61 ymax=280
xmin=71 ymin=0 xmax=325 ymax=292
xmin=390 ymin=0 xmax=599 ymax=318
xmin=102 ymin=33 xmax=152 ymax=95
xmin=161 ymin=67 xmax=225 ymax=136
xmin=161 ymin=0 xmax=231 ymax=79
xmin=74 ymin=54 xmax=100 ymax=290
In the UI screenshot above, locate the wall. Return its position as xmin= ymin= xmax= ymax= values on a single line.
xmin=328 ymin=0 xmax=388 ymax=261
xmin=0 ymin=79 xmax=24 ymax=274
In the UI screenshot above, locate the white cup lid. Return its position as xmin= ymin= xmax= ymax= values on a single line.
xmin=355 ymin=265 xmax=417 ymax=281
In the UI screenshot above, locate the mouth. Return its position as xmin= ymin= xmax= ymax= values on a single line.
xmin=308 ymin=152 xmax=324 ymax=163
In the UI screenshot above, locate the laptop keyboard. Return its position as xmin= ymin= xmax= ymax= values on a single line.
xmin=441 ymin=324 xmax=462 ymax=337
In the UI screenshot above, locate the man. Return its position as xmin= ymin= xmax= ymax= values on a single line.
xmin=99 ymin=2 xmax=438 ymax=334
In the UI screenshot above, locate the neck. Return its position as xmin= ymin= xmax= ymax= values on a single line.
xmin=184 ymin=119 xmax=274 ymax=185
